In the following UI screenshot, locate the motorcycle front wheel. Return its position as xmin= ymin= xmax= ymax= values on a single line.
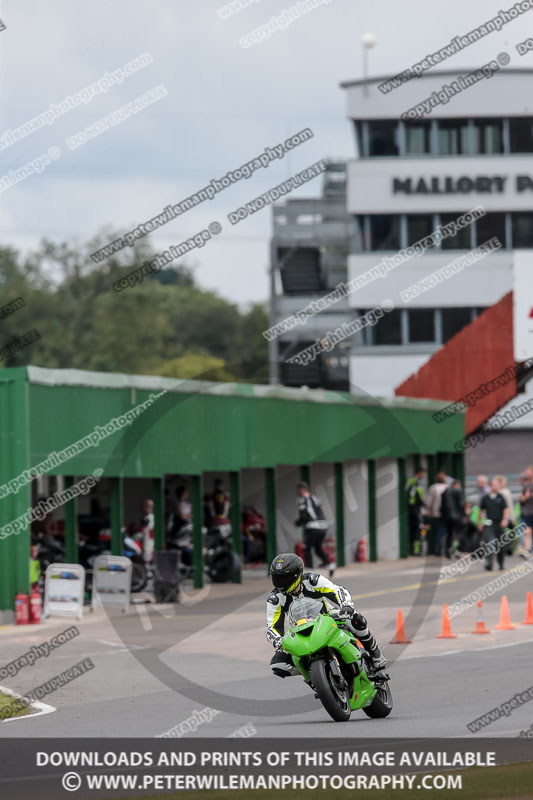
xmin=363 ymin=681 xmax=393 ymax=718
xmin=309 ymin=658 xmax=351 ymax=722
xmin=131 ymin=561 xmax=147 ymax=593
xmin=207 ymin=551 xmax=234 ymax=583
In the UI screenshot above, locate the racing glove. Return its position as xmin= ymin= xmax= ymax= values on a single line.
xmin=266 ymin=627 xmax=283 ymax=650
xmin=339 ymin=601 xmax=355 ymax=618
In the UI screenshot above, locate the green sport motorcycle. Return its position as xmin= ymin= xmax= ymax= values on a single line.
xmin=282 ymin=596 xmax=393 ymax=722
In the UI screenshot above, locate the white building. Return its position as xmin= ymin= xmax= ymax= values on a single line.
xmin=341 ymin=69 xmax=533 ymax=402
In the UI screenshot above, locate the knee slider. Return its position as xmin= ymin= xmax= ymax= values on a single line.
xmin=272 ymin=668 xmax=288 ymax=678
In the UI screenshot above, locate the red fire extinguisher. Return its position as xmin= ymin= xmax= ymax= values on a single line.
xmin=29 ymin=587 xmax=42 ymax=625
xmin=355 ymin=539 xmax=367 ymax=563
xmin=15 ymin=593 xmax=29 ymax=625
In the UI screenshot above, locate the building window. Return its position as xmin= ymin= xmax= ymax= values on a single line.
xmin=475 ymin=212 xmax=506 ymax=248
xmin=295 ymin=214 xmax=322 ymax=224
xmin=354 ymin=217 xmax=366 ymax=251
xmin=353 ymin=121 xmax=364 ymax=157
xmin=441 ymin=307 xmax=472 ymax=342
xmin=368 ymin=120 xmax=399 ymax=156
xmin=367 ymin=215 xmax=401 ymax=250
xmin=509 ymin=117 xmax=533 ymax=153
xmin=473 ymin=119 xmax=504 ymax=154
xmin=372 ymin=309 xmax=402 ymax=345
xmin=440 ymin=213 xmax=471 ymax=249
xmin=408 ymin=309 xmax=435 ymax=343
xmin=407 ymin=215 xmax=434 ymax=246
xmin=437 ymin=119 xmax=469 ymax=155
xmin=512 ymin=212 xmax=533 ymax=248
xmin=404 ymin=120 xmax=432 ymax=155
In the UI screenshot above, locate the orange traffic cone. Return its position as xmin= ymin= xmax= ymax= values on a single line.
xmin=390 ymin=609 xmax=412 ymax=644
xmin=522 ymin=591 xmax=533 ymax=625
xmin=472 ymin=601 xmax=490 ymax=634
xmin=494 ymin=595 xmax=516 ymax=630
xmin=437 ymin=604 xmax=457 ymax=638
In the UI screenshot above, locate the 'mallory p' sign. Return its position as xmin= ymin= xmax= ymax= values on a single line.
xmin=392 ymin=175 xmax=533 ymax=194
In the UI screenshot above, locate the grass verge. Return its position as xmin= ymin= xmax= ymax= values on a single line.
xmin=0 ymin=690 xmax=31 ymax=720
xmin=106 ymin=761 xmax=533 ymax=800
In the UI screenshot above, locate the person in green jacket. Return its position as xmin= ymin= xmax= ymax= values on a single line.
xmin=406 ymin=468 xmax=426 ymax=556
xmin=30 ymin=544 xmax=41 ymax=588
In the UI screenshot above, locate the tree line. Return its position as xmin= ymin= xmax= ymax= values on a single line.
xmin=0 ymin=233 xmax=268 ymax=383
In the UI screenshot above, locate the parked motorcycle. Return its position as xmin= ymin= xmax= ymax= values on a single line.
xmin=36 ymin=536 xmax=65 ymax=594
xmin=166 ymin=521 xmax=237 ymax=583
xmin=205 ymin=522 xmax=238 ymax=583
xmin=166 ymin=521 xmax=194 ymax=581
xmin=36 ymin=536 xmax=65 ymax=574
xmin=281 ymin=595 xmax=393 ymax=722
xmin=121 ymin=531 xmax=148 ymax=592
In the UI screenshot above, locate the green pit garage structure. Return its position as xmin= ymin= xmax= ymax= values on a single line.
xmin=0 ymin=366 xmax=464 ymax=622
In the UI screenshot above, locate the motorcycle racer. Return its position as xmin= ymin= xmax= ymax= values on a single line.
xmin=266 ymin=553 xmax=387 ymax=678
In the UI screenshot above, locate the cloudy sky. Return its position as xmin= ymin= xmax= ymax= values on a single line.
xmin=0 ymin=0 xmax=527 ymax=305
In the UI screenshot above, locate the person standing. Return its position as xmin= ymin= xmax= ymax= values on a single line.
xmin=30 ymin=543 xmax=41 ymax=590
xmin=479 ymin=478 xmax=509 ymax=571
xmin=519 ymin=466 xmax=533 ymax=555
xmin=441 ymin=479 xmax=465 ymax=557
xmin=494 ymin=475 xmax=516 ymax=557
xmin=476 ymin=474 xmax=490 ymax=506
xmin=425 ymin=472 xmax=449 ymax=557
xmin=406 ymin=468 xmax=426 ymax=555
xmin=206 ymin=479 xmax=231 ymax=528
xmin=443 ymin=479 xmax=464 ymax=551
xmin=140 ymin=498 xmax=155 ymax=565
xmin=295 ymin=482 xmax=333 ymax=576
xmin=494 ymin=475 xmax=513 ymax=522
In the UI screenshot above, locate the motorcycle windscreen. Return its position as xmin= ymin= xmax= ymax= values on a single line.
xmin=288 ymin=597 xmax=324 ymax=629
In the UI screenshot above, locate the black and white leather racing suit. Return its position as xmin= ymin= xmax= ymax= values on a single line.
xmin=266 ymin=572 xmax=386 ymax=677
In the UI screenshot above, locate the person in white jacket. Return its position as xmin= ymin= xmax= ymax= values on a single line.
xmin=266 ymin=553 xmax=386 ymax=678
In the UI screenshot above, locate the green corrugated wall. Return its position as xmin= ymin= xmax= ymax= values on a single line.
xmin=0 ymin=367 xmax=465 ymax=613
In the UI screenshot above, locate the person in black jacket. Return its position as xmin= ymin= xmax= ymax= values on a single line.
xmin=441 ymin=479 xmax=465 ymax=558
xmin=295 ymin=482 xmax=334 ymax=576
xmin=479 ymin=479 xmax=509 ymax=571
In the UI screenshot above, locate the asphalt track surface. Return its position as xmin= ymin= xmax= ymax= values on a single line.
xmin=1 ymin=556 xmax=532 ymax=738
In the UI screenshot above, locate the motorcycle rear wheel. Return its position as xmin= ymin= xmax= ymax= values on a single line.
xmin=310 ymin=658 xmax=351 ymax=722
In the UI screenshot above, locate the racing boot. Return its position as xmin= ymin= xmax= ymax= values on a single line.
xmin=369 ymin=647 xmax=387 ymax=671
xmin=351 ymin=612 xmax=387 ymax=670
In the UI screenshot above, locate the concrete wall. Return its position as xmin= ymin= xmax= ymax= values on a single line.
xmin=347 ymin=251 xmax=511 ymax=309
xmin=376 ymin=458 xmax=399 ymax=560
xmin=343 ymin=460 xmax=369 ymax=563
xmin=351 ymin=353 xmax=429 ymax=398
xmin=465 ymin=428 xmax=533 ymax=480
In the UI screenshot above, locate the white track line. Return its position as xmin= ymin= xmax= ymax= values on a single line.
xmin=96 ymin=639 xmax=146 ymax=650
xmin=394 ymin=637 xmax=533 ymax=660
xmin=0 ymin=684 xmax=56 ymax=721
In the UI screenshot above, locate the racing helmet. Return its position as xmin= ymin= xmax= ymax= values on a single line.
xmin=270 ymin=553 xmax=304 ymax=593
